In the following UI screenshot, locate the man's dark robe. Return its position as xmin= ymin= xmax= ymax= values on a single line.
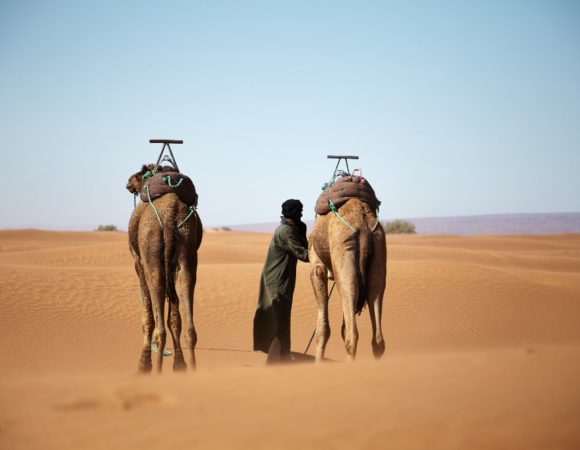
xmin=253 ymin=218 xmax=309 ymax=356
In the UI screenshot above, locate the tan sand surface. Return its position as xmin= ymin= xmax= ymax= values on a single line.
xmin=1 ymin=229 xmax=579 ymax=449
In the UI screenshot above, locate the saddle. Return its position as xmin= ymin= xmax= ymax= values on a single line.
xmin=140 ymin=171 xmax=198 ymax=207
xmin=315 ymin=175 xmax=378 ymax=215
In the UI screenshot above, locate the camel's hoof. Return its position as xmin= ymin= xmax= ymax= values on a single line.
xmin=188 ymin=354 xmax=197 ymax=370
xmin=138 ymin=351 xmax=153 ymax=373
xmin=138 ymin=361 xmax=153 ymax=374
xmin=173 ymin=360 xmax=187 ymax=372
xmin=372 ymin=341 xmax=386 ymax=359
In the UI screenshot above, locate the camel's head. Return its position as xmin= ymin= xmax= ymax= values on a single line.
xmin=126 ymin=164 xmax=179 ymax=194
xmin=126 ymin=164 xmax=155 ymax=195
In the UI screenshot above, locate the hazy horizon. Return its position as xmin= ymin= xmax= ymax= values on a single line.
xmin=5 ymin=211 xmax=577 ymax=234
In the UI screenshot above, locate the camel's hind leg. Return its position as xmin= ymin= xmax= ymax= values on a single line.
xmin=167 ymin=293 xmax=186 ymax=371
xmin=135 ymin=260 xmax=154 ymax=373
xmin=175 ymin=248 xmax=198 ymax=370
xmin=335 ymin=246 xmax=359 ymax=362
xmin=139 ymin=299 xmax=154 ymax=373
xmin=367 ymin=281 xmax=386 ymax=359
xmin=143 ymin=264 xmax=167 ymax=373
xmin=367 ymin=233 xmax=387 ymax=359
xmin=309 ymin=248 xmax=330 ymax=362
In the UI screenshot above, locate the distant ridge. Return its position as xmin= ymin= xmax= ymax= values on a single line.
xmin=228 ymin=212 xmax=580 ymax=235
xmin=408 ymin=212 xmax=580 ymax=235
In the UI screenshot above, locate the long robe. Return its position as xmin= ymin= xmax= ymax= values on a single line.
xmin=253 ymin=218 xmax=309 ymax=355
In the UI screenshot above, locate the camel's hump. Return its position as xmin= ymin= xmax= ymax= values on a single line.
xmin=315 ymin=176 xmax=378 ymax=215
xmin=140 ymin=171 xmax=198 ymax=207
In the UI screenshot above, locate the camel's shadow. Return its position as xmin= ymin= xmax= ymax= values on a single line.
xmin=150 ymin=347 xmax=339 ymax=368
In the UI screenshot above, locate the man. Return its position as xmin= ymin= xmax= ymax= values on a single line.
xmin=253 ymin=199 xmax=309 ymax=363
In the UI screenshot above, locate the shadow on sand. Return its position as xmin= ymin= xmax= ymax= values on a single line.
xmin=159 ymin=346 xmax=338 ymax=365
xmin=270 ymin=351 xmax=339 ymax=365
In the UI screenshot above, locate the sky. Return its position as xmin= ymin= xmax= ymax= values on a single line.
xmin=0 ymin=0 xmax=579 ymax=230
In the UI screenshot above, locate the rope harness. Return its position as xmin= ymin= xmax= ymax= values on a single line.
xmin=324 ymin=170 xmax=382 ymax=233
xmin=329 ymin=199 xmax=356 ymax=233
xmin=162 ymin=175 xmax=184 ymax=188
xmin=134 ymin=171 xmax=197 ymax=229
xmin=329 ymin=199 xmax=381 ymax=233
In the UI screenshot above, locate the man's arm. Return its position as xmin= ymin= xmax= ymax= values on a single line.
xmin=282 ymin=226 xmax=309 ymax=262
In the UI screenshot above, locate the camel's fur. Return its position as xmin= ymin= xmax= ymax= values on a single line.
xmin=127 ymin=165 xmax=202 ymax=373
xmin=309 ymin=198 xmax=387 ymax=361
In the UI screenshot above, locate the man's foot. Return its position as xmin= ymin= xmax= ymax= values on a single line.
xmin=266 ymin=338 xmax=282 ymax=365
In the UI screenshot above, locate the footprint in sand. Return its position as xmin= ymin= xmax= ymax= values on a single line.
xmin=55 ymin=389 xmax=171 ymax=412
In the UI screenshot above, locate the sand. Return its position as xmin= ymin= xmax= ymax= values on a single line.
xmin=1 ymin=229 xmax=579 ymax=449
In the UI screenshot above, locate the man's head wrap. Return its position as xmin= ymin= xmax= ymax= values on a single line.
xmin=281 ymin=199 xmax=303 ymax=219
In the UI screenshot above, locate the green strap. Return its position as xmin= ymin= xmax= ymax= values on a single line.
xmin=162 ymin=175 xmax=184 ymax=188
xmin=177 ymin=205 xmax=197 ymax=228
xmin=151 ymin=341 xmax=173 ymax=356
xmin=145 ymin=184 xmax=163 ymax=227
xmin=329 ymin=200 xmax=381 ymax=233
xmin=321 ymin=169 xmax=349 ymax=191
xmin=371 ymin=199 xmax=381 ymax=231
xmin=145 ymin=182 xmax=196 ymax=229
xmin=329 ymin=200 xmax=357 ymax=232
xmin=371 ymin=211 xmax=380 ymax=232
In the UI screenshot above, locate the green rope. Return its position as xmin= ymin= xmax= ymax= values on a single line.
xmin=329 ymin=200 xmax=356 ymax=233
xmin=371 ymin=211 xmax=380 ymax=232
xmin=329 ymin=200 xmax=382 ymax=233
xmin=162 ymin=175 xmax=184 ymax=188
xmin=177 ymin=205 xmax=197 ymax=229
xmin=321 ymin=169 xmax=349 ymax=191
xmin=151 ymin=341 xmax=173 ymax=356
xmin=145 ymin=184 xmax=163 ymax=227
xmin=371 ymin=199 xmax=382 ymax=232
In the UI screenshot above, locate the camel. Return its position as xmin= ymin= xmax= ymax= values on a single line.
xmin=126 ymin=164 xmax=203 ymax=373
xmin=309 ymin=197 xmax=387 ymax=362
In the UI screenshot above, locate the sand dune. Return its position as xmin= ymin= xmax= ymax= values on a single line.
xmin=1 ymin=230 xmax=579 ymax=449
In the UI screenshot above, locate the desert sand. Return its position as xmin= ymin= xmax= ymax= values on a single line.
xmin=1 ymin=229 xmax=579 ymax=449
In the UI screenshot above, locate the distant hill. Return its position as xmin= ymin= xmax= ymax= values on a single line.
xmin=228 ymin=212 xmax=580 ymax=235
xmin=407 ymin=212 xmax=580 ymax=235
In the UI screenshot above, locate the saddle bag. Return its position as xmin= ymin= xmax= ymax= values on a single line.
xmin=140 ymin=171 xmax=198 ymax=207
xmin=315 ymin=175 xmax=378 ymax=215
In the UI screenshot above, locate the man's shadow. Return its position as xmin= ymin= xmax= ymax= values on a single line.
xmin=266 ymin=351 xmax=338 ymax=365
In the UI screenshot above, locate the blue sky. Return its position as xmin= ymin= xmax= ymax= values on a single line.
xmin=0 ymin=0 xmax=579 ymax=229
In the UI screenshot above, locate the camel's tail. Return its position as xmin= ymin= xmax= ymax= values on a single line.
xmin=163 ymin=202 xmax=178 ymax=303
xmin=355 ymin=214 xmax=374 ymax=315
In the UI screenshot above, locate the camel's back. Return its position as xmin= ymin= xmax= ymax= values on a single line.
xmin=311 ymin=198 xmax=380 ymax=263
xmin=337 ymin=198 xmax=377 ymax=229
xmin=137 ymin=194 xmax=201 ymax=244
